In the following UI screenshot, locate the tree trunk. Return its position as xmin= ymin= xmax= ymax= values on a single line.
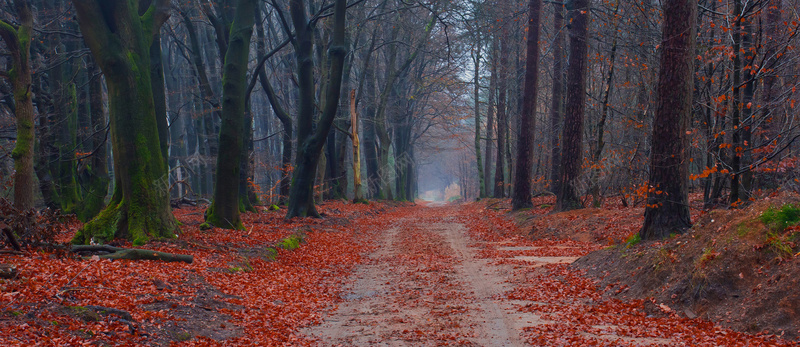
xmin=511 ymin=0 xmax=543 ymax=210
xmin=640 ymin=0 xmax=696 ymax=239
xmin=286 ymin=0 xmax=348 ymax=218
xmin=549 ymin=1 xmax=565 ymax=196
xmin=350 ymin=90 xmax=364 ymax=202
xmin=556 ymin=0 xmax=590 ymax=211
xmin=0 ymin=0 xmax=35 ymax=213
xmin=206 ymin=0 xmax=257 ymax=229
xmin=473 ymin=28 xmax=484 ymax=198
xmin=493 ymin=26 xmax=509 ymax=199
xmin=71 ymin=0 xmax=178 ymax=246
xmin=484 ymin=38 xmax=497 ymax=197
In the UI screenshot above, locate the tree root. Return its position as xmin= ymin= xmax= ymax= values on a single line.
xmin=71 ymin=245 xmax=193 ymax=264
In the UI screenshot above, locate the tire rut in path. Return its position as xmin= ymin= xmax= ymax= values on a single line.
xmin=302 ymin=213 xmax=536 ymax=346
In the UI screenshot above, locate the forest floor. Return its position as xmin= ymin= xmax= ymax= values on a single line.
xmin=1 ymin=196 xmax=798 ymax=345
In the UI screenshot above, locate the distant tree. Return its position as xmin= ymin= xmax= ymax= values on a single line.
xmin=0 ymin=0 xmax=34 ymax=212
xmin=71 ymin=0 xmax=178 ymax=245
xmin=511 ymin=0 xmax=543 ymax=210
xmin=640 ymin=0 xmax=696 ymax=239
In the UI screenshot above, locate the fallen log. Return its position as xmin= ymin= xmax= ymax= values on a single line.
xmin=71 ymin=245 xmax=193 ymax=264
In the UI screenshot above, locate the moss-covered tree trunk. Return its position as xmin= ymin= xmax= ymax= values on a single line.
xmin=206 ymin=0 xmax=257 ymax=229
xmin=0 ymin=0 xmax=35 ymax=212
xmin=286 ymin=0 xmax=348 ymax=218
xmin=71 ymin=0 xmax=178 ymax=246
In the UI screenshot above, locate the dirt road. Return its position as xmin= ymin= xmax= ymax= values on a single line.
xmin=303 ymin=205 xmax=659 ymax=346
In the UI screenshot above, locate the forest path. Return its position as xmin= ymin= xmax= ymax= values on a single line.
xmin=301 ymin=204 xmax=679 ymax=346
xmin=300 ymin=205 xmax=566 ymax=346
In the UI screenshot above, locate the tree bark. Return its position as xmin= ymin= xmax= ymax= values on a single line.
xmin=511 ymin=0 xmax=543 ymax=210
xmin=350 ymin=90 xmax=364 ymax=202
xmin=71 ymin=0 xmax=178 ymax=246
xmin=493 ymin=26 xmax=509 ymax=199
xmin=473 ymin=28 xmax=484 ymax=198
xmin=556 ymin=0 xmax=590 ymax=211
xmin=286 ymin=0 xmax=348 ymax=218
xmin=484 ymin=38 xmax=497 ymax=197
xmin=640 ymin=0 xmax=696 ymax=239
xmin=0 ymin=0 xmax=35 ymax=213
xmin=206 ymin=0 xmax=257 ymax=229
xmin=549 ymin=1 xmax=565 ymax=195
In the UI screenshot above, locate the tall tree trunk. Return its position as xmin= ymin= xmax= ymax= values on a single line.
xmin=511 ymin=0 xmax=543 ymax=210
xmin=286 ymin=0 xmax=348 ymax=218
xmin=0 ymin=0 xmax=35 ymax=212
xmin=206 ymin=0 xmax=257 ymax=229
xmin=473 ymin=29 xmax=484 ymax=198
xmin=493 ymin=26 xmax=509 ymax=198
xmin=549 ymin=1 xmax=565 ymax=196
xmin=484 ymin=39 xmax=497 ymax=197
xmin=71 ymin=0 xmax=178 ymax=246
xmin=556 ymin=0 xmax=590 ymax=211
xmin=640 ymin=0 xmax=696 ymax=239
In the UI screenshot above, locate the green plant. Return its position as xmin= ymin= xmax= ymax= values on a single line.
xmin=760 ymin=203 xmax=800 ymax=232
xmin=765 ymin=232 xmax=795 ymax=259
xmin=279 ymin=235 xmax=302 ymax=250
xmin=625 ymin=233 xmax=641 ymax=248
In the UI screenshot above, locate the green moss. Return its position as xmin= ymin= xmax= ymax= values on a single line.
xmin=199 ymin=222 xmax=212 ymax=231
xmin=278 ymin=235 xmax=301 ymax=250
xmin=73 ymin=201 xmax=121 ymax=244
xmin=10 ymin=118 xmax=33 ymax=160
xmin=761 ymin=203 xmax=800 ymax=232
